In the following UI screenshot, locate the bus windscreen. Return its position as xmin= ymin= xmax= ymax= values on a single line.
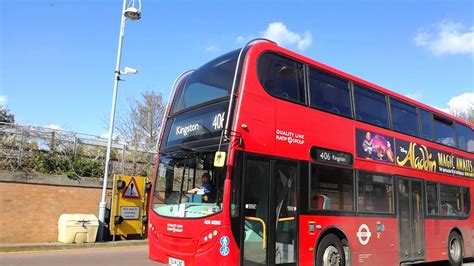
xmin=171 ymin=49 xmax=241 ymax=113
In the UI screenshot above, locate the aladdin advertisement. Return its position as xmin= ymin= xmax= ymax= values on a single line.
xmin=355 ymin=129 xmax=395 ymax=163
xmin=356 ymin=129 xmax=473 ymax=178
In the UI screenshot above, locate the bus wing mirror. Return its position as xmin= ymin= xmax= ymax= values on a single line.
xmin=214 ymin=151 xmax=226 ymax=168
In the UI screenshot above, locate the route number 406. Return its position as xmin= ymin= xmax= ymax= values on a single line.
xmin=319 ymin=152 xmax=331 ymax=161
xmin=212 ymin=112 xmax=226 ymax=130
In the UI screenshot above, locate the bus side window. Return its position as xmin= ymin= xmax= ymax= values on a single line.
xmin=463 ymin=187 xmax=471 ymax=215
xmin=308 ymin=68 xmax=352 ymax=118
xmin=440 ymin=184 xmax=463 ymax=216
xmin=426 ymin=182 xmax=439 ymax=215
xmin=419 ymin=109 xmax=433 ymax=141
xmin=354 ymin=84 xmax=389 ymax=129
xmin=433 ymin=115 xmax=456 ymax=148
xmin=310 ymin=164 xmax=354 ymax=211
xmin=257 ymin=53 xmax=305 ymax=104
xmin=455 ymin=122 xmax=474 ymax=152
xmin=312 ymin=194 xmax=330 ymax=210
xmin=390 ymin=97 xmax=419 ymax=137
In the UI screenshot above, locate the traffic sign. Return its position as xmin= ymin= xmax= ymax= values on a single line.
xmin=123 ymin=177 xmax=141 ymax=198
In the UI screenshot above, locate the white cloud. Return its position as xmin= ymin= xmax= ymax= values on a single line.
xmin=43 ymin=124 xmax=63 ymax=131
xmin=404 ymin=92 xmax=423 ymax=101
xmin=435 ymin=92 xmax=474 ymax=116
xmin=446 ymin=92 xmax=474 ymax=113
xmin=236 ymin=22 xmax=313 ymax=51
xmin=0 ymin=96 xmax=7 ymax=106
xmin=100 ymin=132 xmax=121 ymax=140
xmin=414 ymin=22 xmax=474 ymax=56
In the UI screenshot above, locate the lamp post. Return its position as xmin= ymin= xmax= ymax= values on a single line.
xmin=97 ymin=0 xmax=141 ymax=242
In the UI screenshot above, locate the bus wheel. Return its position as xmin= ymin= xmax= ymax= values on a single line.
xmin=448 ymin=231 xmax=463 ymax=266
xmin=316 ymin=234 xmax=345 ymax=266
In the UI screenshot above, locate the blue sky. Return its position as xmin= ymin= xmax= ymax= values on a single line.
xmin=1 ymin=0 xmax=473 ymax=136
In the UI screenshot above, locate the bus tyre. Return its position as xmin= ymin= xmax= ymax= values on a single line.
xmin=448 ymin=231 xmax=463 ymax=266
xmin=316 ymin=234 xmax=345 ymax=266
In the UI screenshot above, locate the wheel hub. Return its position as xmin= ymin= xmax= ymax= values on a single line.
xmin=450 ymin=237 xmax=461 ymax=261
xmin=322 ymin=245 xmax=341 ymax=266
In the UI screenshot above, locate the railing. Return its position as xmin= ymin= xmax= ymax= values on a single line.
xmin=0 ymin=122 xmax=157 ymax=178
xmin=245 ymin=216 xmax=267 ymax=250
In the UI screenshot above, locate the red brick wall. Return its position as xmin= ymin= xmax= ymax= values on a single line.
xmin=0 ymin=182 xmax=110 ymax=243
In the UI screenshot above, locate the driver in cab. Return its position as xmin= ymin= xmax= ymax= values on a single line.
xmin=187 ymin=173 xmax=215 ymax=202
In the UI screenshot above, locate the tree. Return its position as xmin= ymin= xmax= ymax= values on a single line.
xmin=116 ymin=91 xmax=166 ymax=150
xmin=0 ymin=106 xmax=15 ymax=124
xmin=448 ymin=100 xmax=474 ymax=124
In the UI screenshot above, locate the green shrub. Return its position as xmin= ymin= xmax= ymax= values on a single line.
xmin=29 ymin=153 xmax=104 ymax=178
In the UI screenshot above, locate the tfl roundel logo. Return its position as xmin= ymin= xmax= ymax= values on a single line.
xmin=356 ymin=224 xmax=372 ymax=245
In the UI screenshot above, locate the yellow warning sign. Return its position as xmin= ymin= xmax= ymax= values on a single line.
xmin=109 ymin=175 xmax=151 ymax=237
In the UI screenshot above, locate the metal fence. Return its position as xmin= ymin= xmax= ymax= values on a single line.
xmin=0 ymin=122 xmax=157 ymax=178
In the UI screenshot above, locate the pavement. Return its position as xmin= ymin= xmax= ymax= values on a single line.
xmin=0 ymin=239 xmax=148 ymax=253
xmin=0 ymin=243 xmax=161 ymax=266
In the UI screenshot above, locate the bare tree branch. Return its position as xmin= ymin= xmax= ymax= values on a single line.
xmin=449 ymin=98 xmax=474 ymax=124
xmin=115 ymin=91 xmax=166 ymax=150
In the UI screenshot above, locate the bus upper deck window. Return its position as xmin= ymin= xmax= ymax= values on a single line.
xmin=354 ymin=85 xmax=389 ymax=128
xmin=257 ymin=53 xmax=305 ymax=104
xmin=433 ymin=115 xmax=456 ymax=148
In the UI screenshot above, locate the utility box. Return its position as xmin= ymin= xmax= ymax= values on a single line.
xmin=58 ymin=214 xmax=99 ymax=244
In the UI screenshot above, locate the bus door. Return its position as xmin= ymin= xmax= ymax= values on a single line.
xmin=397 ymin=177 xmax=425 ymax=263
xmin=240 ymin=155 xmax=298 ymax=265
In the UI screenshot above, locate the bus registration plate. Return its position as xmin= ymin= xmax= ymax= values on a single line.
xmin=169 ymin=257 xmax=184 ymax=266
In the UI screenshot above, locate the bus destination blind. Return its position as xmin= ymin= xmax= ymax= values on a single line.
xmin=311 ymin=146 xmax=353 ymax=166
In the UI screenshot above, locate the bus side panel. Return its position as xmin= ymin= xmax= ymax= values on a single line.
xmin=299 ymin=215 xmax=399 ymax=266
xmin=236 ymin=78 xmax=276 ymax=156
xmin=424 ymin=218 xmax=473 ymax=261
xmin=274 ymin=100 xmax=355 ymax=162
xmin=424 ymin=219 xmax=450 ymax=262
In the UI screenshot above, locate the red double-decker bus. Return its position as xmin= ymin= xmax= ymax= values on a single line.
xmin=149 ymin=39 xmax=473 ymax=265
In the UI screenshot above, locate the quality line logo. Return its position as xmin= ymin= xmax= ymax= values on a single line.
xmin=275 ymin=129 xmax=305 ymax=145
xmin=167 ymin=223 xmax=183 ymax=233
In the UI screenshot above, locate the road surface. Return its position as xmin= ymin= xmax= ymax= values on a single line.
xmin=2 ymin=246 xmax=473 ymax=265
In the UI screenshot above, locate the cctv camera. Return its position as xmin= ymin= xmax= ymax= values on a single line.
xmin=122 ymin=67 xmax=138 ymax=75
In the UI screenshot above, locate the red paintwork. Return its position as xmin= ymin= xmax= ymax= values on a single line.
xmin=299 ymin=215 xmax=399 ymax=265
xmin=149 ymin=42 xmax=474 ymax=265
